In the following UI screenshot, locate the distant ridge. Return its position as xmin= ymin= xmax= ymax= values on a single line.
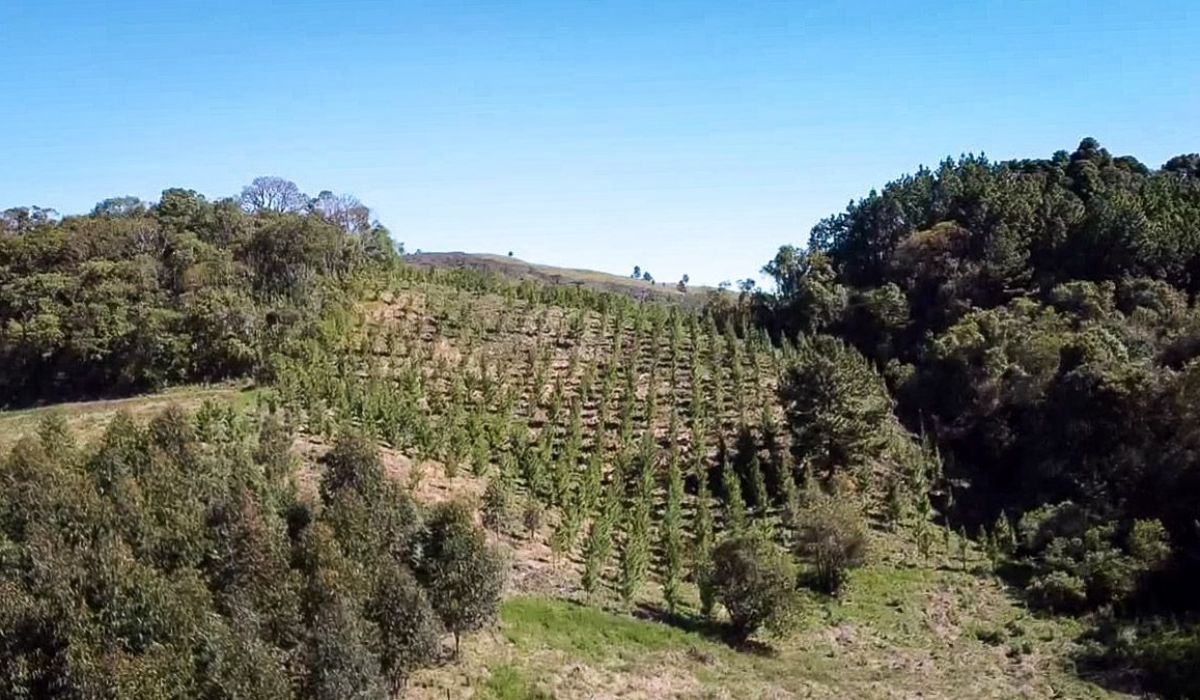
xmin=404 ymin=251 xmax=707 ymax=303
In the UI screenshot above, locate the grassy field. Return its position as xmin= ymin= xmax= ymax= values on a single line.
xmin=404 ymin=251 xmax=715 ymax=303
xmin=0 ymin=382 xmax=258 ymax=453
xmin=407 ymin=531 xmax=1133 ymax=699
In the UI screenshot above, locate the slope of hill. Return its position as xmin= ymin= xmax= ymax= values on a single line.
xmin=3 ymin=162 xmax=1184 ymax=698
xmin=405 ymin=251 xmax=708 ymax=303
xmin=0 ymin=261 xmax=1133 ymax=698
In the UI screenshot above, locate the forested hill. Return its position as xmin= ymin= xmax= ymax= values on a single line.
xmin=0 ymin=179 xmax=399 ymax=407
xmin=738 ymin=138 xmax=1200 ymax=694
xmin=3 ymin=142 xmax=1200 ymax=697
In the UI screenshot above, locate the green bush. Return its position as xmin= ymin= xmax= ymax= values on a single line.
xmin=1026 ymin=571 xmax=1088 ymax=613
xmin=794 ymin=492 xmax=869 ymax=595
xmin=709 ymin=535 xmax=797 ymax=641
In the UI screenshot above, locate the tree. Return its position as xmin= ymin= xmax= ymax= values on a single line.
xmin=240 ymin=176 xmax=308 ymax=213
xmin=692 ymin=470 xmax=717 ymax=616
xmin=709 ymin=535 xmax=797 ymax=641
xmin=660 ymin=453 xmax=686 ymax=615
xmin=780 ymin=336 xmax=893 ymax=473
xmin=481 ymin=477 xmax=512 ymax=534
xmin=91 ymin=196 xmax=146 ymax=218
xmin=581 ymin=502 xmax=615 ymax=603
xmin=720 ymin=460 xmax=748 ymax=533
xmin=416 ymin=501 xmax=505 ymax=657
xmin=632 ymin=265 xmax=641 ymax=279
xmin=302 ymin=593 xmax=385 ymax=700
xmin=321 ymin=432 xmax=385 ymax=503
xmin=310 ymin=190 xmax=371 ymax=234
xmin=522 ymin=498 xmax=543 ymax=540
xmin=795 ymin=492 xmax=868 ymax=595
xmin=367 ymin=561 xmax=442 ymax=693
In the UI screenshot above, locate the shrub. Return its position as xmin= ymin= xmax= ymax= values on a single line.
xmin=794 ymin=493 xmax=868 ymax=595
xmin=1026 ymin=571 xmax=1088 ymax=613
xmin=709 ymin=535 xmax=797 ymax=641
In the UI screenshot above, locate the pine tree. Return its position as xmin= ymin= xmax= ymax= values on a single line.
xmin=885 ymin=473 xmax=907 ymax=530
xmin=582 ymin=489 xmax=619 ymax=603
xmin=481 ymin=477 xmax=511 ymax=535
xmin=994 ymin=511 xmax=1017 ymax=556
xmin=550 ymin=492 xmax=583 ymax=566
xmin=522 ymin=499 xmax=543 ymax=540
xmin=721 ymin=460 xmax=748 ymax=534
xmin=914 ymin=517 xmax=934 ymax=564
xmin=620 ymin=456 xmax=654 ymax=608
xmin=747 ymin=454 xmax=769 ymax=516
xmin=661 ymin=450 xmax=686 ymax=615
xmin=693 ymin=471 xmax=717 ymax=617
xmin=778 ymin=470 xmax=803 ymax=543
xmin=982 ymin=525 xmax=1000 ymax=570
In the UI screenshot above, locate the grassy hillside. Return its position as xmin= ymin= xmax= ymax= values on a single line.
xmin=404 ymin=251 xmax=711 ymax=303
xmin=0 ymin=261 xmax=1141 ymax=698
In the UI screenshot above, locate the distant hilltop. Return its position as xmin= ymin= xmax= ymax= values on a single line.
xmin=404 ymin=251 xmax=713 ymax=304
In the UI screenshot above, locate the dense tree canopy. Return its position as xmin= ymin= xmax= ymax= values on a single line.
xmin=0 ymin=180 xmax=399 ymax=406
xmin=750 ymin=139 xmax=1200 ymax=648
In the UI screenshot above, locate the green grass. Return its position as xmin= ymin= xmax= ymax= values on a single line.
xmin=0 ymin=382 xmax=259 ymax=453
xmin=475 ymin=556 xmax=1132 ymax=699
xmin=480 ymin=665 xmax=553 ymax=700
xmin=501 ymin=597 xmax=713 ymax=663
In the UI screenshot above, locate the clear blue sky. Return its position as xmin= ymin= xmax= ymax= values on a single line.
xmin=2 ymin=1 xmax=1197 ymax=286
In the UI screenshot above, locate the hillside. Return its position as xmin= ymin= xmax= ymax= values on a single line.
xmin=404 ymin=251 xmax=708 ymax=303
xmin=0 ymin=253 xmax=1139 ymax=699
xmin=6 ymin=143 xmax=1200 ymax=699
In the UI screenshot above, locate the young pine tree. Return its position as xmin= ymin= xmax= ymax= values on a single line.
xmin=481 ymin=476 xmax=512 ymax=535
xmin=620 ymin=463 xmax=654 ymax=609
xmin=660 ymin=452 xmax=686 ymax=615
xmin=693 ymin=470 xmax=718 ymax=618
xmin=581 ymin=497 xmax=616 ymax=603
xmin=720 ymin=460 xmax=749 ymax=534
xmin=747 ymin=454 xmax=770 ymax=517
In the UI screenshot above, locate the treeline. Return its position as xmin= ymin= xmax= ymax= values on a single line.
xmin=0 ymin=406 xmax=504 ymax=698
xmin=0 ymin=179 xmax=398 ymax=406
xmin=743 ymin=139 xmax=1200 ymax=694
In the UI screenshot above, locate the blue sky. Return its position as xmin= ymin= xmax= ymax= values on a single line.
xmin=1 ymin=1 xmax=1197 ymax=285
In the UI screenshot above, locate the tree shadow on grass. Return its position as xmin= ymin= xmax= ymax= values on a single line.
xmin=632 ymin=601 xmax=778 ymax=657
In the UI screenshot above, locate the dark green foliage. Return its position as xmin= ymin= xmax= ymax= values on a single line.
xmin=1019 ymin=504 xmax=1172 ymax=612
xmin=322 ymin=432 xmax=385 ymax=502
xmin=416 ymin=501 xmax=506 ymax=656
xmin=779 ymin=336 xmax=893 ymax=473
xmin=0 ymin=406 xmax=496 ymax=698
xmin=367 ymin=560 xmax=443 ymax=693
xmin=301 ymin=594 xmax=385 ymax=700
xmin=0 ymin=183 xmax=394 ymax=406
xmin=750 ymin=140 xmax=1200 ymax=689
xmin=708 ymin=535 xmax=797 ymax=641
